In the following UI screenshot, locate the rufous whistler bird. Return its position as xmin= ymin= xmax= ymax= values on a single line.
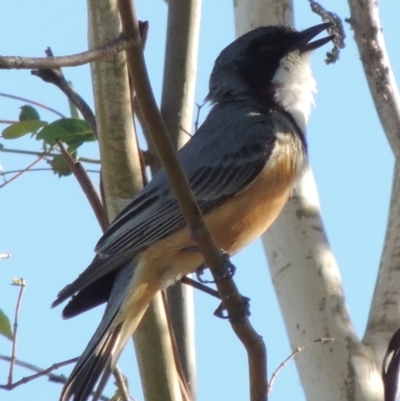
xmin=53 ymin=23 xmax=334 ymax=401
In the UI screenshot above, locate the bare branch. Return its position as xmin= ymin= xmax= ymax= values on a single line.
xmin=348 ymin=0 xmax=400 ymax=368
xmin=32 ymin=48 xmax=97 ymax=137
xmin=0 ymin=92 xmax=65 ymax=118
xmin=180 ymin=276 xmax=220 ymax=299
xmin=112 ymin=366 xmax=129 ymax=401
xmin=0 ymin=147 xmax=54 ymax=188
xmin=159 ymin=0 xmax=201 ymax=394
xmin=0 ymin=120 xmax=18 ymax=124
xmin=0 ymin=356 xmax=77 ymax=390
xmin=117 ymin=1 xmax=268 ymax=400
xmin=0 ymin=34 xmax=133 ymax=70
xmin=347 ymin=0 xmax=400 ymax=158
xmin=0 ymin=355 xmax=110 ymax=401
xmin=0 ymin=147 xmax=100 ymax=164
xmin=8 ymin=279 xmax=26 ymax=386
xmin=268 ymin=338 xmax=334 ymax=394
xmin=57 ymin=140 xmax=108 ymax=232
xmin=161 ymin=291 xmax=193 ymax=401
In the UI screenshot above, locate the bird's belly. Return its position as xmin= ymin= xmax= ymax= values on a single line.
xmin=205 ymin=153 xmax=299 ymax=254
xmin=138 ymin=144 xmax=302 ymax=284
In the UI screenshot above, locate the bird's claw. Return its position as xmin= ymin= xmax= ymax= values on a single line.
xmin=213 ymin=296 xmax=251 ymax=323
xmin=195 ymin=251 xmax=236 ymax=283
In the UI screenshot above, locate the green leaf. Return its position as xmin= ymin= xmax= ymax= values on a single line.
xmin=2 ymin=120 xmax=48 ymax=139
xmin=47 ymin=155 xmax=72 ymax=177
xmin=0 ymin=309 xmax=12 ymax=341
xmin=37 ymin=118 xmax=95 ymax=151
xmin=19 ymin=105 xmax=40 ymax=121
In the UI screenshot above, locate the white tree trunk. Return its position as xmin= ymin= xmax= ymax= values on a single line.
xmin=234 ymin=1 xmax=385 ymax=399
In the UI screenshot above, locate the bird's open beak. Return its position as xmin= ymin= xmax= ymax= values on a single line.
xmin=297 ymin=23 xmax=334 ymax=53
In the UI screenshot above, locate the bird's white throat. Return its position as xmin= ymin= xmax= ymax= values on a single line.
xmin=272 ymin=50 xmax=317 ymax=132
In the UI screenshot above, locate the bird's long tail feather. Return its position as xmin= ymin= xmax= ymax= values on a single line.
xmin=60 ymin=265 xmax=135 ymax=401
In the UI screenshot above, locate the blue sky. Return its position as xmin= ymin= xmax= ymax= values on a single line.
xmin=0 ymin=1 xmax=399 ymax=400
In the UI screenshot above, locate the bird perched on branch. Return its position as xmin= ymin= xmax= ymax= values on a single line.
xmin=53 ymin=23 xmax=334 ymax=401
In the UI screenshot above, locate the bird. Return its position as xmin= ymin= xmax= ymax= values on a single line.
xmin=53 ymin=23 xmax=334 ymax=401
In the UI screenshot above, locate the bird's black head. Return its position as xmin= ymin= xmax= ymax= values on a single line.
xmin=207 ymin=23 xmax=333 ymax=109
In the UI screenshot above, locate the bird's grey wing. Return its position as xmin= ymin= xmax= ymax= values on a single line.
xmin=53 ymin=104 xmax=296 ymax=307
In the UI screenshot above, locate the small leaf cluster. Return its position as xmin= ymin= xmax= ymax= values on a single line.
xmin=1 ymin=106 xmax=96 ymax=176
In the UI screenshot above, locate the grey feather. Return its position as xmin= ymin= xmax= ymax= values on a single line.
xmin=53 ymin=101 xmax=300 ymax=308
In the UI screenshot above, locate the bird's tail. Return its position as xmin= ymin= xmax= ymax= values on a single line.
xmin=60 ymin=265 xmax=136 ymax=401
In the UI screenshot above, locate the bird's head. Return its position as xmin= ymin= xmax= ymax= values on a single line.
xmin=207 ymin=23 xmax=334 ymax=131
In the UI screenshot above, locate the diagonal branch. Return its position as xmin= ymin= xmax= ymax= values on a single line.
xmin=347 ymin=0 xmax=400 ymax=366
xmin=57 ymin=140 xmax=109 ymax=232
xmin=117 ymin=1 xmax=268 ymax=400
xmin=0 ymin=355 xmax=110 ymax=401
xmin=347 ymin=0 xmax=400 ymax=158
xmin=32 ymin=47 xmax=97 ymax=137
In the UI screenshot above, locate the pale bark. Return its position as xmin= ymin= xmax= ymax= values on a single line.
xmin=160 ymin=0 xmax=202 ymax=397
xmin=233 ymin=0 xmax=293 ymax=35
xmin=263 ymin=166 xmax=382 ymax=400
xmin=348 ymin=0 xmax=400 ymax=367
xmin=87 ymin=2 xmax=181 ymax=401
xmin=87 ymin=0 xmax=143 ymax=218
xmin=234 ymin=1 xmax=384 ymax=400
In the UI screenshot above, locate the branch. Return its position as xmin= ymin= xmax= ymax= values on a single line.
xmin=57 ymin=141 xmax=109 ymax=232
xmin=347 ymin=0 xmax=400 ymax=367
xmin=7 ymin=278 xmax=25 ymax=386
xmin=0 ymin=355 xmax=110 ymax=401
xmin=0 ymin=92 xmax=65 ymax=118
xmin=267 ymin=338 xmax=334 ymax=394
xmin=31 ymin=47 xmax=97 ymax=137
xmin=0 ymin=147 xmax=53 ymax=188
xmin=118 ymin=2 xmax=267 ymax=400
xmin=0 ymin=147 xmax=100 ymax=164
xmin=0 ymin=34 xmax=133 ymax=70
xmin=364 ymin=162 xmax=400 ymax=362
xmin=112 ymin=366 xmax=129 ymax=401
xmin=159 ymin=0 xmax=201 ymax=395
xmin=161 ymin=291 xmax=192 ymax=401
xmin=347 ymin=0 xmax=400 ymax=158
xmin=0 ymin=355 xmax=77 ymax=390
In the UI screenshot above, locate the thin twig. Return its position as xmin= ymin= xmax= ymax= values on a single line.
xmin=117 ymin=2 xmax=268 ymax=400
xmin=0 ymin=147 xmax=54 ymax=188
xmin=57 ymin=140 xmax=108 ymax=232
xmin=0 ymin=34 xmax=133 ymax=70
xmin=0 ymin=147 xmax=100 ymax=164
xmin=112 ymin=366 xmax=129 ymax=401
xmin=180 ymin=276 xmax=220 ymax=299
xmin=32 ymin=47 xmax=97 ymax=137
xmin=0 ymin=355 xmax=77 ymax=389
xmin=1 ymin=168 xmax=100 ymax=176
xmin=129 ymin=21 xmax=150 ymax=185
xmin=161 ymin=291 xmax=192 ymax=401
xmin=0 ymin=120 xmax=18 ymax=124
xmin=267 ymin=338 xmax=334 ymax=393
xmin=0 ymin=355 xmax=110 ymax=401
xmin=0 ymin=92 xmax=65 ymax=118
xmin=8 ymin=279 xmax=26 ymax=386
